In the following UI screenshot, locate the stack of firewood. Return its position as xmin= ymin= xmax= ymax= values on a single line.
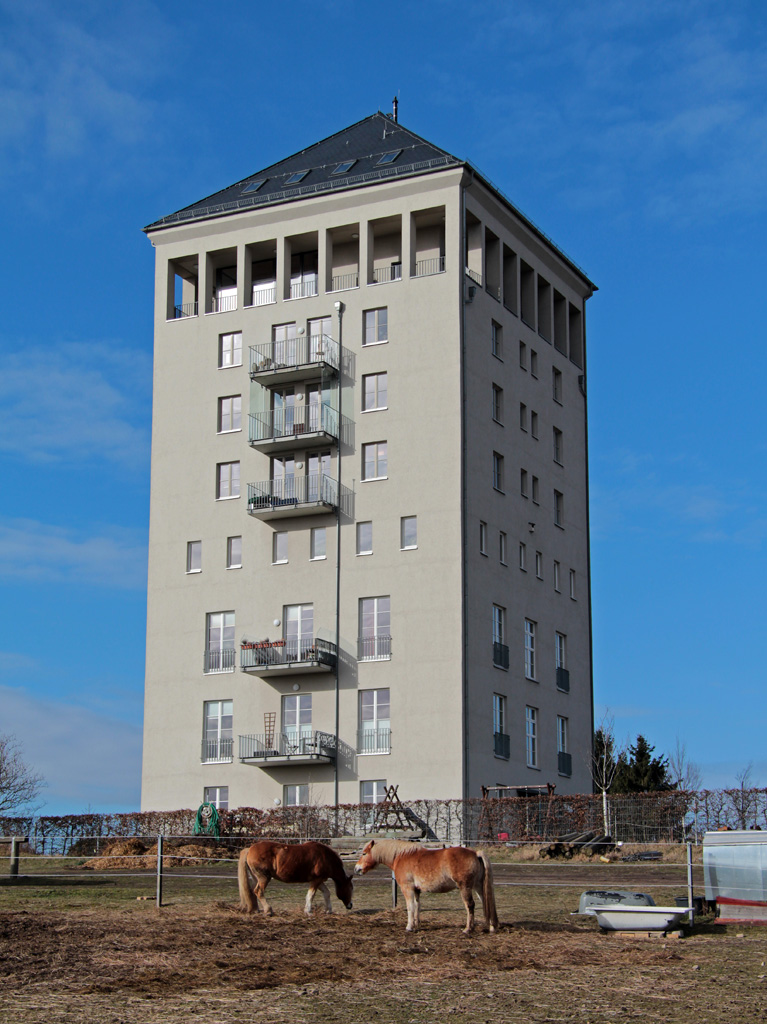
xmin=538 ymin=830 xmax=615 ymax=858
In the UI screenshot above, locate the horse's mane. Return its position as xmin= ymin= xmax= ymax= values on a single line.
xmin=367 ymin=839 xmax=422 ymax=864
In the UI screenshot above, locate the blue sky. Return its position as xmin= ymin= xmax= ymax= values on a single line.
xmin=1 ymin=0 xmax=765 ymax=813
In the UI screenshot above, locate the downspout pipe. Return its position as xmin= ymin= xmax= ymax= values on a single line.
xmin=459 ymin=170 xmax=471 ymax=819
xmin=333 ymin=301 xmax=344 ymax=810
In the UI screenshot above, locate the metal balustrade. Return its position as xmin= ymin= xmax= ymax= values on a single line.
xmin=240 ymin=636 xmax=337 ymax=671
xmin=465 ymin=267 xmax=483 ymax=287
xmin=172 ymin=301 xmax=198 ymax=319
xmin=357 ymin=728 xmax=391 ymax=755
xmin=200 ymin=738 xmax=233 ymax=762
xmin=250 ymin=283 xmax=276 ymax=306
xmin=289 ymin=279 xmax=318 ymax=299
xmin=239 ymin=730 xmax=337 ymax=761
xmin=249 ymin=405 xmax=351 ymax=446
xmin=556 ymin=667 xmax=570 ymax=692
xmin=247 ymin=475 xmax=353 ymax=517
xmin=330 ymin=272 xmax=359 ymax=291
xmin=372 ymin=264 xmax=402 ymax=284
xmin=211 ymin=292 xmax=237 ymax=313
xmin=414 ymin=256 xmax=445 ymax=277
xmin=357 ymin=635 xmax=392 ymax=661
xmin=249 ymin=334 xmax=339 ymax=376
xmin=203 ymin=648 xmax=236 ymax=673
xmin=493 ymin=641 xmax=509 ymax=670
xmin=558 ymin=751 xmax=573 ymax=776
xmin=494 ymin=732 xmax=510 ymax=759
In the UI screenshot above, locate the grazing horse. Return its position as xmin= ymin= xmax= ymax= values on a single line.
xmin=238 ymin=840 xmax=353 ymax=916
xmin=354 ymin=839 xmax=498 ymax=934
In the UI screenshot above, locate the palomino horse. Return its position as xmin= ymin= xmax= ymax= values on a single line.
xmin=354 ymin=839 xmax=498 ymax=933
xmin=238 ymin=840 xmax=353 ymax=916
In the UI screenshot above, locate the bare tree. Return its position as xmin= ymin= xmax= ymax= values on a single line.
xmin=0 ymin=734 xmax=45 ymax=815
xmin=727 ymin=762 xmax=758 ymax=829
xmin=668 ymin=738 xmax=702 ymax=792
xmin=590 ymin=711 xmax=625 ymax=835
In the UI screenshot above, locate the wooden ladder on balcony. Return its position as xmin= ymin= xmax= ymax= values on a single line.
xmin=264 ymin=712 xmax=276 ymax=748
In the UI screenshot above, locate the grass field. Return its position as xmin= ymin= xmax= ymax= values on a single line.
xmin=1 ymin=849 xmax=764 ymax=1023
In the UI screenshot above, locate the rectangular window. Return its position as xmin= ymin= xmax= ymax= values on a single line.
xmin=526 ymin=706 xmax=538 ymax=767
xmin=535 ymin=551 xmax=543 ymax=579
xmin=205 ymin=611 xmax=235 ymax=673
xmin=519 ymin=403 xmax=528 ymax=431
xmin=217 ymin=461 xmax=240 ymax=499
xmin=284 ymin=603 xmax=314 ymax=653
xmin=217 ymin=395 xmax=241 ymax=433
xmin=272 ymin=531 xmax=288 ymax=563
xmin=218 ymin=332 xmax=242 ymax=369
xmin=493 ymin=452 xmax=504 ymax=492
xmin=491 ymin=320 xmax=502 ymax=358
xmin=530 ymin=349 xmax=538 ymax=378
xmin=186 ymin=540 xmax=201 ymax=573
xmin=554 ymin=489 xmax=564 ymax=527
xmin=479 ymin=520 xmax=487 ymax=555
xmin=359 ymin=596 xmax=391 ymax=661
xmin=493 ymin=692 xmax=506 ymax=735
xmin=499 ymin=531 xmax=507 ymax=565
xmin=554 ymin=560 xmax=561 ymax=592
xmin=359 ymin=689 xmax=391 ymax=754
xmin=364 ymin=308 xmax=388 ymax=346
xmin=553 ymin=367 xmax=563 ymax=403
xmin=532 ymin=476 xmax=539 ymax=504
xmin=492 ymin=384 xmax=503 ymax=423
xmin=362 ymin=372 xmax=388 ymax=412
xmin=226 ymin=536 xmax=242 ymax=569
xmin=553 ymin=427 xmax=563 ymax=464
xmin=282 ymin=693 xmax=312 ymax=744
xmin=519 ymin=541 xmax=527 ymax=571
xmin=531 ymin=411 xmax=538 ymax=439
xmin=555 ymin=632 xmax=567 ymax=669
xmin=284 ymin=784 xmax=309 ymax=807
xmin=569 ymin=569 xmax=576 ymax=600
xmin=519 ymin=340 xmax=527 ymax=369
xmin=357 ymin=521 xmax=373 ymax=555
xmin=493 ymin=604 xmax=505 ymax=645
xmin=362 ymin=441 xmax=388 ymax=480
xmin=400 ymin=516 xmax=417 ymax=549
xmin=310 ymin=527 xmax=326 ymax=560
xmin=202 ymin=700 xmax=233 ymax=762
xmin=520 ymin=468 xmax=528 ymax=497
xmin=360 ymin=780 xmax=388 ymax=804
xmin=524 ymin=619 xmax=536 ymax=679
xmin=557 ymin=715 xmax=568 ymax=754
xmin=204 ymin=785 xmax=229 ymax=810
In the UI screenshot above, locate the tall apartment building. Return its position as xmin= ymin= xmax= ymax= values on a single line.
xmin=141 ymin=111 xmax=596 ymax=812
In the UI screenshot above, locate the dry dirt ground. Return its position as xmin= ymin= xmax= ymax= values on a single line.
xmin=1 ymin=861 xmax=765 ymax=1023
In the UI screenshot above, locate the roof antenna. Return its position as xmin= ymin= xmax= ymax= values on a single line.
xmin=392 ymin=96 xmax=398 ymax=123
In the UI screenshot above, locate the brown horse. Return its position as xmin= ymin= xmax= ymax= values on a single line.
xmin=238 ymin=840 xmax=353 ymax=916
xmin=354 ymin=839 xmax=498 ymax=933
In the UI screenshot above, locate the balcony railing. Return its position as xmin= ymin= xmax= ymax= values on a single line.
xmin=494 ymin=731 xmax=510 ymax=759
xmin=240 ymin=636 xmax=337 ymax=673
xmin=203 ymin=648 xmax=236 ymax=673
xmin=493 ymin=641 xmax=509 ymax=670
xmin=357 ymin=728 xmax=391 ymax=755
xmin=250 ymin=333 xmax=339 ymax=376
xmin=357 ymin=635 xmax=392 ymax=662
xmin=486 ymin=282 xmax=501 ymax=301
xmin=556 ymin=667 xmax=570 ymax=692
xmin=239 ymin=730 xmax=336 ymax=763
xmin=247 ymin=475 xmax=353 ymax=519
xmin=289 ymin=278 xmax=318 ymax=299
xmin=465 ymin=267 xmax=483 ymax=287
xmin=249 ymin=405 xmax=351 ymax=448
xmin=372 ymin=264 xmax=402 ymax=284
xmin=172 ymin=301 xmax=198 ymax=319
xmin=211 ymin=291 xmax=237 ymax=313
xmin=414 ymin=256 xmax=445 ymax=277
xmin=250 ymin=283 xmax=276 ymax=306
xmin=558 ymin=751 xmax=573 ymax=776
xmin=201 ymin=738 xmax=233 ymax=763
xmin=330 ymin=272 xmax=359 ymax=291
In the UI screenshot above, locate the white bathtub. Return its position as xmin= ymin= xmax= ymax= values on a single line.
xmin=590 ymin=905 xmax=691 ymax=931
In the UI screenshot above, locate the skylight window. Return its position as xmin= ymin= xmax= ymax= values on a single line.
xmin=241 ymin=179 xmax=266 ymax=194
xmin=285 ymin=170 xmax=309 ymax=184
xmin=377 ymin=150 xmax=402 ymax=165
xmin=332 ymin=160 xmax=356 ymax=175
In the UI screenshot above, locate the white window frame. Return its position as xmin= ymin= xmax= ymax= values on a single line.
xmin=493 ymin=452 xmax=504 ymax=492
xmin=519 ymin=541 xmax=527 ymax=571
xmin=226 ymin=536 xmax=242 ymax=569
xmin=362 ymin=441 xmax=388 ymax=480
xmin=284 ymin=784 xmax=309 ymax=807
xmin=554 ymin=489 xmax=564 ymax=527
xmin=553 ymin=366 xmax=563 ymax=403
xmin=202 ymin=700 xmax=233 ymax=763
xmin=535 ymin=551 xmax=543 ymax=579
xmin=362 ymin=372 xmax=388 ymax=412
xmin=204 ymin=785 xmax=229 ymax=810
xmin=570 ymin=569 xmax=577 ymax=600
xmin=356 ymin=521 xmax=373 ymax=555
xmin=492 ymin=384 xmax=503 ymax=423
xmin=532 ymin=475 xmax=540 ymax=504
xmin=491 ymin=320 xmax=502 ymax=359
xmin=553 ymin=560 xmax=561 ymax=592
xmin=360 ymin=780 xmax=388 ymax=804
xmin=400 ymin=516 xmax=417 ymax=550
xmin=217 ymin=395 xmax=242 ymax=433
xmin=217 ymin=461 xmax=240 ymax=499
xmin=492 ymin=604 xmax=505 ymax=645
xmin=479 ymin=520 xmax=487 ymax=555
xmin=364 ymin=308 xmax=388 ymax=346
xmin=524 ymin=618 xmax=536 ymax=680
xmin=493 ymin=692 xmax=506 ymax=735
xmin=205 ymin=611 xmax=235 ymax=674
xmin=186 ymin=540 xmax=201 ymax=574
xmin=358 ymin=689 xmax=391 ymax=755
xmin=218 ymin=332 xmax=242 ymax=369
xmin=272 ymin=531 xmax=288 ymax=564
xmin=557 ymin=715 xmax=569 ymax=754
xmin=499 ymin=531 xmax=507 ymax=565
xmin=359 ymin=596 xmax=391 ymax=661
xmin=553 ymin=427 xmax=563 ymax=464
xmin=526 ymin=706 xmax=538 ymax=767
xmin=310 ymin=527 xmax=326 ymax=560
xmin=282 ymin=693 xmax=312 ymax=744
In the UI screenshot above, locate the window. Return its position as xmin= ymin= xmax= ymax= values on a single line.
xmin=535 ymin=551 xmax=543 ymax=579
xmin=555 ymin=632 xmax=567 ymax=669
xmin=272 ymin=531 xmax=288 ymax=564
xmin=285 ymin=170 xmax=309 ymax=184
xmin=531 ymin=411 xmax=538 ymax=439
xmin=186 ymin=540 xmax=201 ymax=573
xmin=493 ymin=693 xmax=509 ymax=758
xmin=217 ymin=395 xmax=241 ymax=433
xmin=284 ymin=604 xmax=314 ymax=657
xmin=519 ymin=403 xmax=528 ymax=431
xmin=493 ymin=452 xmax=504 ymax=492
xmin=357 ymin=521 xmax=373 ymax=555
xmin=202 ymin=700 xmax=233 ymax=762
xmin=364 ymin=307 xmax=388 ymax=346
xmin=204 ymin=786 xmax=229 ymax=810
xmin=359 ymin=689 xmax=390 ymax=754
xmin=553 ymin=367 xmax=563 ymax=403
xmin=519 ymin=340 xmax=527 ymax=369
xmin=362 ymin=372 xmax=388 ymax=411
xmin=569 ymin=569 xmax=576 ymax=600
xmin=491 ymin=320 xmax=502 ymax=358
xmin=553 ymin=560 xmax=561 ymax=592
xmin=205 ymin=611 xmax=235 ymax=673
xmin=554 ymin=489 xmax=564 ymax=527
xmin=332 ymin=160 xmax=356 ymax=174
xmin=310 ymin=527 xmax=326 ymax=560
xmin=520 ymin=468 xmax=528 ymax=497
xmin=530 ymin=349 xmax=538 ymax=378
xmin=217 ymin=461 xmax=240 ymax=499
xmin=241 ymin=178 xmax=266 ymax=194
xmin=557 ymin=716 xmax=571 ymax=775
xmin=519 ymin=542 xmax=527 ymax=571
xmin=493 ymin=604 xmax=505 ymax=645
xmin=283 ymin=693 xmax=312 ymax=744
xmin=284 ymin=784 xmax=309 ymax=807
xmin=400 ymin=516 xmax=417 ymax=550
xmin=526 ymin=707 xmax=538 ymax=767
xmin=219 ymin=332 xmax=242 ymax=368
xmin=361 ymin=780 xmax=388 ymax=804
xmin=553 ymin=427 xmax=563 ymax=463
xmin=499 ymin=531 xmax=507 ymax=565
xmin=362 ymin=441 xmax=388 ymax=480
xmin=377 ymin=149 xmax=401 ymax=165
xmin=479 ymin=521 xmax=487 ymax=555
xmin=359 ymin=596 xmax=391 ymax=660
xmin=532 ymin=476 xmax=539 ymax=504
xmin=227 ymin=536 xmax=242 ymax=569
xmin=492 ymin=384 xmax=503 ymax=423
xmin=524 ymin=619 xmax=536 ymax=679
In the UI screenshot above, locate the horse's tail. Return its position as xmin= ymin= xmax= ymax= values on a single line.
xmin=478 ymin=851 xmax=499 ymax=932
xmin=238 ymin=847 xmax=257 ymax=912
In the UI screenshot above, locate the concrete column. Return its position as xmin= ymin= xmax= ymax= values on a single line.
xmin=401 ymin=212 xmax=412 ymax=279
xmin=363 ymin=221 xmax=373 ymax=285
xmin=278 ymin=237 xmax=289 ymax=301
xmin=319 ymin=228 xmax=331 ymax=294
xmin=240 ymin=243 xmax=252 ymax=310
xmin=200 ymin=251 xmax=211 ymax=314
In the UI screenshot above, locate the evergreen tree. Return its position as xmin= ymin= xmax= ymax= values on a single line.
xmin=612 ymin=734 xmax=674 ymax=793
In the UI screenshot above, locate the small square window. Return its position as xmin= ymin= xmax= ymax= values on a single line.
xmin=204 ymin=785 xmax=229 ymax=810
xmin=357 ymin=521 xmax=373 ymax=555
xmin=217 ymin=395 xmax=241 ymax=433
xmin=310 ymin=527 xmax=326 ymax=560
xmin=401 ymin=516 xmax=417 ymax=550
xmin=272 ymin=531 xmax=288 ymax=564
xmin=284 ymin=783 xmax=309 ymax=806
xmin=377 ymin=150 xmax=402 ymax=165
xmin=227 ymin=536 xmax=242 ymax=569
xmin=285 ymin=170 xmax=309 ymax=184
xmin=186 ymin=540 xmax=201 ymax=573
xmin=218 ymin=332 xmax=242 ymax=369
xmin=362 ymin=372 xmax=388 ymax=411
xmin=362 ymin=441 xmax=387 ymax=480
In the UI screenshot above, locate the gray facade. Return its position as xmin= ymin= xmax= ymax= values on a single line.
xmin=141 ymin=114 xmax=596 ymax=812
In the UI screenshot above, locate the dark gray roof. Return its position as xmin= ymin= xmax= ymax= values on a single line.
xmin=144 ymin=113 xmax=461 ymax=231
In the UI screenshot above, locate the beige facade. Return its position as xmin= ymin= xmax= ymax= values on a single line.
xmin=141 ymin=119 xmax=595 ymax=812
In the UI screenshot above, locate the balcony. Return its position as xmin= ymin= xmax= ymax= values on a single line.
xmin=414 ymin=256 xmax=445 ymax=277
xmin=203 ymin=648 xmax=236 ymax=674
xmin=493 ymin=642 xmax=509 ymax=670
xmin=357 ymin=728 xmax=391 ymax=755
xmin=558 ymin=751 xmax=573 ymax=777
xmin=556 ymin=667 xmax=570 ymax=693
xmin=248 ymin=405 xmax=350 ymax=453
xmin=247 ymin=475 xmax=352 ymax=520
xmin=330 ymin=272 xmax=359 ymax=292
xmin=289 ymin=278 xmax=318 ymax=300
xmin=241 ymin=637 xmax=337 ymax=676
xmin=357 ymin=635 xmax=392 ymax=662
xmin=250 ymin=283 xmax=276 ymax=307
xmin=372 ymin=263 xmax=401 ymax=284
xmin=211 ymin=290 xmax=237 ymax=313
xmin=239 ymin=730 xmax=336 ymax=766
xmin=201 ymin=738 xmax=233 ymax=763
xmin=494 ymin=732 xmax=510 ymax=759
xmin=249 ymin=334 xmax=340 ymax=385
xmin=465 ymin=267 xmax=483 ymax=287
xmin=173 ymin=301 xmax=198 ymax=319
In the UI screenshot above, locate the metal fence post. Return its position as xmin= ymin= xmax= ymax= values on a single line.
xmin=156 ymin=835 xmax=163 ymax=907
xmin=686 ymin=842 xmax=694 ymax=927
